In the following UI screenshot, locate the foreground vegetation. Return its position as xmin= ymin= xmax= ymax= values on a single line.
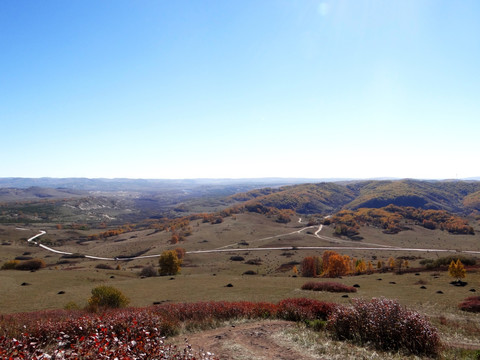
xmin=1 ymin=297 xmax=448 ymax=359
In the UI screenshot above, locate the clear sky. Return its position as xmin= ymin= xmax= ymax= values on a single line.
xmin=1 ymin=1 xmax=479 ymax=180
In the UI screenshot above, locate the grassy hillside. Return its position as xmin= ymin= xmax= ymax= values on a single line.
xmin=346 ymin=180 xmax=480 ymax=213
xmin=231 ymin=180 xmax=480 ymax=215
xmin=231 ymin=183 xmax=356 ymax=214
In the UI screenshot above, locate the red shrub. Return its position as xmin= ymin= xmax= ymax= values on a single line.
xmin=327 ymin=298 xmax=440 ymax=356
xmin=301 ymin=281 xmax=357 ymax=293
xmin=277 ymin=298 xmax=336 ymax=321
xmin=459 ymin=296 xmax=480 ymax=313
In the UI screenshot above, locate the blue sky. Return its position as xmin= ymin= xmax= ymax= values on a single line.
xmin=1 ymin=0 xmax=479 ymax=180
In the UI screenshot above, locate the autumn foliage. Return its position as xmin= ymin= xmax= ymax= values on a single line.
xmin=301 ymin=251 xmax=376 ymax=278
xmin=448 ymin=259 xmax=466 ymax=282
xmin=458 ymin=296 xmax=480 ymax=313
xmin=0 ymin=298 xmax=336 ymax=359
xmin=158 ymin=250 xmax=182 ymax=276
xmin=327 ymin=298 xmax=441 ymax=356
xmin=330 ymin=205 xmax=474 ymax=235
xmin=301 ymin=256 xmax=321 ymax=277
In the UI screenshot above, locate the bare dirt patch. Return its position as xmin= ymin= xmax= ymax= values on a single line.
xmin=175 ymin=320 xmax=320 ymax=360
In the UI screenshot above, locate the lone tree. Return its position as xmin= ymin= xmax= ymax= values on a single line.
xmin=448 ymin=259 xmax=466 ymax=283
xmin=159 ymin=250 xmax=182 ymax=276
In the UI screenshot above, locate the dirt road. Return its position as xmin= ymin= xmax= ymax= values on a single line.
xmin=176 ymin=320 xmax=320 ymax=360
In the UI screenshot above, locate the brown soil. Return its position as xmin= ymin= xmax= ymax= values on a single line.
xmin=174 ymin=320 xmax=321 ymax=360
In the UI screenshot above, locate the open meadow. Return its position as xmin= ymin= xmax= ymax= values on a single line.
xmin=1 ymin=210 xmax=480 ymax=358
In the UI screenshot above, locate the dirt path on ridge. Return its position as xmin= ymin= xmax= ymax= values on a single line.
xmin=173 ymin=320 xmax=321 ymax=360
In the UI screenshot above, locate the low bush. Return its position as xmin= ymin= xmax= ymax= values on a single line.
xmin=56 ymin=260 xmax=71 ymax=265
xmin=14 ymin=259 xmax=46 ymax=271
xmin=140 ymin=265 xmax=157 ymax=277
xmin=421 ymin=255 xmax=476 ymax=269
xmin=14 ymin=256 xmax=33 ymax=261
xmin=230 ymin=256 xmax=245 ymax=261
xmin=278 ymin=298 xmax=336 ymax=322
xmin=301 ymin=281 xmax=357 ymax=293
xmin=459 ymin=296 xmax=480 ymax=313
xmin=245 ymin=258 xmax=262 ymax=265
xmin=95 ymin=263 xmax=114 ymax=270
xmin=87 ymin=286 xmax=129 ymax=311
xmin=64 ymin=301 xmax=80 ymax=310
xmin=1 ymin=260 xmax=19 ymax=270
xmin=327 ymin=298 xmax=441 ymax=356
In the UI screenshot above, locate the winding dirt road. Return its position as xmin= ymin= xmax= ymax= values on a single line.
xmin=21 ymin=219 xmax=480 ymax=261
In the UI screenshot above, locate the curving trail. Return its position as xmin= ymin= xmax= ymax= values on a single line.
xmin=20 ymin=222 xmax=480 ymax=262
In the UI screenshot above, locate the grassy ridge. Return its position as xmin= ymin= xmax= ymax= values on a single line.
xmin=231 ymin=180 xmax=480 ymax=215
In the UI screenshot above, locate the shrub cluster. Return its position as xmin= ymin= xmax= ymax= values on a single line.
xmin=87 ymin=286 xmax=130 ymax=312
xmin=420 ymin=255 xmax=476 ymax=269
xmin=95 ymin=263 xmax=114 ymax=270
xmin=0 ymin=308 xmax=216 ymax=359
xmin=0 ymin=297 xmax=336 ymax=358
xmin=327 ymin=298 xmax=441 ymax=356
xmin=140 ymin=265 xmax=158 ymax=277
xmin=2 ymin=259 xmax=46 ymax=271
xmin=15 ymin=259 xmax=46 ymax=271
xmin=459 ymin=296 xmax=480 ymax=313
xmin=0 ymin=297 xmax=441 ymax=358
xmin=301 ymin=281 xmax=357 ymax=293
xmin=5 ymin=258 xmax=46 ymax=271
xmin=1 ymin=260 xmax=19 ymax=270
xmin=277 ymin=298 xmax=336 ymax=322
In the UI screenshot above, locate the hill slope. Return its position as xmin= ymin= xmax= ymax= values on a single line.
xmin=231 ymin=180 xmax=480 ymax=215
xmin=231 ymin=182 xmax=356 ymax=214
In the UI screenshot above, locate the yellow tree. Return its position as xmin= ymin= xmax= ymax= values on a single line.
xmin=367 ymin=261 xmax=374 ymax=274
xmin=355 ymin=259 xmax=367 ymax=274
xmin=377 ymin=260 xmax=384 ymax=270
xmin=343 ymin=255 xmax=353 ymax=275
xmin=159 ymin=250 xmax=182 ymax=276
xmin=448 ymin=259 xmax=466 ymax=283
xmin=322 ymin=250 xmax=338 ymax=273
xmin=388 ymin=257 xmax=395 ymax=270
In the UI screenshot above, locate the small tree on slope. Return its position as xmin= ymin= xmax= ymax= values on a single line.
xmin=448 ymin=259 xmax=466 ymax=283
xmin=159 ymin=250 xmax=182 ymax=276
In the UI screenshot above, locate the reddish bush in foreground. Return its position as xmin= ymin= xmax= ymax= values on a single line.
xmin=327 ymin=298 xmax=440 ymax=356
xmin=459 ymin=296 xmax=480 ymax=313
xmin=0 ymin=298 xmax=438 ymax=358
xmin=0 ymin=298 xmax=338 ymax=358
xmin=301 ymin=281 xmax=357 ymax=293
xmin=277 ymin=298 xmax=336 ymax=321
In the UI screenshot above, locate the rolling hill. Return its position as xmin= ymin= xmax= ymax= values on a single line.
xmin=230 ymin=179 xmax=480 ymax=215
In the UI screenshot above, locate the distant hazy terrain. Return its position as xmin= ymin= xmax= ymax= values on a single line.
xmin=1 ymin=178 xmax=480 ymax=224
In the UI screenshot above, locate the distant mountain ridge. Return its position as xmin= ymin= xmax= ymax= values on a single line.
xmin=2 ymin=178 xmax=480 ymax=217
xmin=0 ymin=177 xmax=344 ymax=191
